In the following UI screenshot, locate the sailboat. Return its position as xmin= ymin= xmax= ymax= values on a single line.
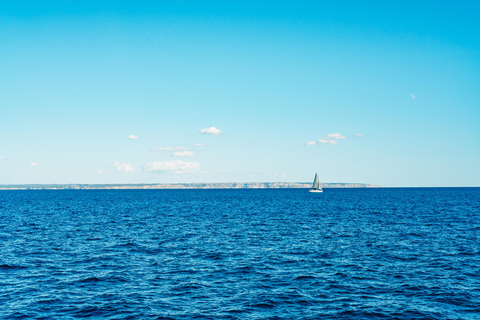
xmin=309 ymin=173 xmax=323 ymax=193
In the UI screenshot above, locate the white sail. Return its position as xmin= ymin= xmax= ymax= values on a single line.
xmin=312 ymin=173 xmax=320 ymax=189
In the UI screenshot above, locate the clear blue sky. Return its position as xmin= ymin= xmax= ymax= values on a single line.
xmin=1 ymin=1 xmax=479 ymax=186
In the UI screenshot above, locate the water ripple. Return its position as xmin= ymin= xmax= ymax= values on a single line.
xmin=0 ymin=188 xmax=479 ymax=319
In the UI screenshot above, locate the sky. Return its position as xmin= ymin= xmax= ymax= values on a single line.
xmin=1 ymin=0 xmax=479 ymax=187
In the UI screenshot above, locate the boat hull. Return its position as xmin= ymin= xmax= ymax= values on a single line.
xmin=309 ymin=189 xmax=323 ymax=193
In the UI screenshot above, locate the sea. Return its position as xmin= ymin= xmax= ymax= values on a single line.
xmin=0 ymin=188 xmax=479 ymax=319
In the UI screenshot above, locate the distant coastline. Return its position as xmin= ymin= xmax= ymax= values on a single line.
xmin=0 ymin=182 xmax=381 ymax=190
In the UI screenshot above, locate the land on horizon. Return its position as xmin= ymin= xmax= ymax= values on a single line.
xmin=0 ymin=182 xmax=380 ymax=190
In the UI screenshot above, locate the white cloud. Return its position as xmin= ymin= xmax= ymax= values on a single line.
xmin=128 ymin=134 xmax=139 ymax=140
xmin=326 ymin=133 xmax=346 ymax=140
xmin=200 ymin=127 xmax=222 ymax=135
xmin=193 ymin=143 xmax=206 ymax=147
xmin=411 ymin=94 xmax=415 ymax=100
xmin=307 ymin=132 xmax=347 ymax=146
xmin=28 ymin=162 xmax=38 ymax=167
xmin=318 ymin=139 xmax=339 ymax=145
xmin=114 ymin=161 xmax=136 ymax=173
xmin=0 ymin=157 xmax=5 ymax=160
xmin=172 ymin=151 xmax=194 ymax=157
xmin=150 ymin=147 xmax=188 ymax=151
xmin=353 ymin=133 xmax=364 ymax=137
xmin=145 ymin=160 xmax=200 ymax=174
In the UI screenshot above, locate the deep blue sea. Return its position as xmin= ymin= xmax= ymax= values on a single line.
xmin=1 ymin=188 xmax=479 ymax=319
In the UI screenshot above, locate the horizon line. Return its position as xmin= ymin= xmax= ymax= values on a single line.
xmin=0 ymin=182 xmax=479 ymax=189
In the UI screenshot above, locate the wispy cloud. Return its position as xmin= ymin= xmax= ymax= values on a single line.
xmin=0 ymin=157 xmax=5 ymax=160
xmin=353 ymin=133 xmax=364 ymax=137
xmin=113 ymin=161 xmax=136 ymax=173
xmin=28 ymin=162 xmax=38 ymax=167
xmin=193 ymin=143 xmax=206 ymax=147
xmin=172 ymin=151 xmax=194 ymax=157
xmin=325 ymin=133 xmax=346 ymax=140
xmin=317 ymin=139 xmax=339 ymax=145
xmin=411 ymin=94 xmax=415 ymax=100
xmin=200 ymin=127 xmax=222 ymax=135
xmin=306 ymin=133 xmax=347 ymax=146
xmin=150 ymin=147 xmax=196 ymax=157
xmin=128 ymin=134 xmax=139 ymax=140
xmin=145 ymin=160 xmax=200 ymax=174
xmin=150 ymin=147 xmax=188 ymax=152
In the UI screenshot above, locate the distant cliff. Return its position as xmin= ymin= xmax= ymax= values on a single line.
xmin=0 ymin=182 xmax=381 ymax=190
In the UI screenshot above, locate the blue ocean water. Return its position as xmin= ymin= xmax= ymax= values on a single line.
xmin=0 ymin=188 xmax=479 ymax=319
